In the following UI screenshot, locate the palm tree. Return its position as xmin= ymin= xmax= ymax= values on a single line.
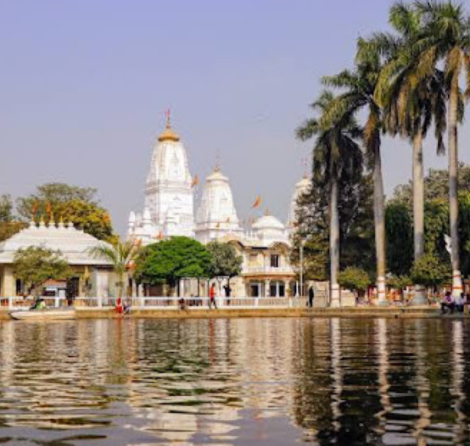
xmin=321 ymin=50 xmax=388 ymax=305
xmin=297 ymin=91 xmax=363 ymax=307
xmin=89 ymin=239 xmax=141 ymax=300
xmin=374 ymin=2 xmax=447 ymax=304
xmin=412 ymin=1 xmax=470 ymax=297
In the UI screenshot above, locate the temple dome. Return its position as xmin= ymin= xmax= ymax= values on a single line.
xmin=195 ymin=167 xmax=241 ymax=244
xmin=253 ymin=215 xmax=285 ymax=231
xmin=252 ymin=213 xmax=289 ymax=245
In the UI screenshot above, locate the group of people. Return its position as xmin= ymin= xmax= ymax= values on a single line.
xmin=177 ymin=283 xmax=232 ymax=310
xmin=441 ymin=292 xmax=469 ymax=314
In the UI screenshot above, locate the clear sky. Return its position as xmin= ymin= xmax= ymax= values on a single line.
xmin=1 ymin=0 xmax=470 ymax=234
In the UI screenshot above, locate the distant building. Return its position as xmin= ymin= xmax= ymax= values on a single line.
xmin=0 ymin=220 xmax=115 ymax=298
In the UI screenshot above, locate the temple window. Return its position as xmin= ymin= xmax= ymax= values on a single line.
xmin=270 ymin=254 xmax=280 ymax=268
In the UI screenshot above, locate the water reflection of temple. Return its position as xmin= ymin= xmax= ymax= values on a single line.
xmin=1 ymin=319 xmax=470 ymax=445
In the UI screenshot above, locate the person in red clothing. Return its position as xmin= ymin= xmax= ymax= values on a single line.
xmin=209 ymin=283 xmax=217 ymax=309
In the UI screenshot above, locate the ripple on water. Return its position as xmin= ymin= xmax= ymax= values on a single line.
xmin=0 ymin=318 xmax=470 ymax=445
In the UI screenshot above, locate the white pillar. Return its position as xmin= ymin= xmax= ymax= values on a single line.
xmin=377 ymin=275 xmax=388 ymax=306
xmin=412 ymin=284 xmax=427 ymax=306
xmin=276 ymin=281 xmax=280 ymax=297
xmin=452 ymin=270 xmax=463 ymax=299
xmin=265 ymin=280 xmax=270 ymax=297
xmin=131 ymin=280 xmax=137 ymax=298
xmin=330 ymin=282 xmax=341 ymax=308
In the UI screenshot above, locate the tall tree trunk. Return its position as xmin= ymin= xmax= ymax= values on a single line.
xmin=412 ymin=130 xmax=427 ymax=305
xmin=330 ymin=175 xmax=341 ymax=307
xmin=373 ymin=143 xmax=387 ymax=305
xmin=449 ymin=78 xmax=462 ymax=298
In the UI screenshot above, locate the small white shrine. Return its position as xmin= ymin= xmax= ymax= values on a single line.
xmin=0 ymin=220 xmax=114 ymax=298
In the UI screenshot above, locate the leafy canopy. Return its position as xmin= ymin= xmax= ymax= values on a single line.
xmin=411 ymin=253 xmax=450 ymax=288
xmin=16 ymin=183 xmax=114 ymax=241
xmin=134 ymin=237 xmax=211 ymax=288
xmin=338 ymin=267 xmax=370 ymax=293
xmin=0 ymin=195 xmax=14 ymax=223
xmin=206 ymin=242 xmax=242 ymax=279
xmin=291 ymin=171 xmax=375 ymax=280
xmin=13 ymin=246 xmax=71 ymax=297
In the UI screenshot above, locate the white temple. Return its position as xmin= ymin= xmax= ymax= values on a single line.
xmin=128 ymin=117 xmax=311 ymax=253
xmin=128 ymin=116 xmax=195 ymax=244
xmin=195 ymin=167 xmax=243 ymax=244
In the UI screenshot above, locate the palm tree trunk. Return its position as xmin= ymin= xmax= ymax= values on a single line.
xmin=449 ymin=78 xmax=462 ymax=298
xmin=412 ymin=130 xmax=427 ymax=305
xmin=330 ymin=175 xmax=341 ymax=307
xmin=373 ymin=144 xmax=387 ymax=305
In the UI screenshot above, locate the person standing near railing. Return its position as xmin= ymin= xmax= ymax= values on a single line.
xmin=223 ymin=284 xmax=232 ymax=306
xmin=209 ymin=283 xmax=217 ymax=310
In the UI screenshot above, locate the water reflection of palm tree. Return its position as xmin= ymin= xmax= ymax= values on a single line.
xmin=413 ymin=320 xmax=432 ymax=442
xmin=330 ymin=318 xmax=343 ymax=434
xmin=375 ymin=318 xmax=392 ymax=438
xmin=451 ymin=321 xmax=467 ymax=444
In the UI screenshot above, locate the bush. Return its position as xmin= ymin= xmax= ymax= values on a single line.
xmin=338 ymin=267 xmax=370 ymax=295
xmin=410 ymin=254 xmax=450 ymax=288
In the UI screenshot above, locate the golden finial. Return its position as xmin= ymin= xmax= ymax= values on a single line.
xmin=158 ymin=108 xmax=180 ymax=142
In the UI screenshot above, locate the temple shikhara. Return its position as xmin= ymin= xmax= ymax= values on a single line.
xmin=128 ymin=116 xmax=311 ymax=297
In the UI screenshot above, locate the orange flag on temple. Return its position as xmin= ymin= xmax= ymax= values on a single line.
xmin=157 ymin=231 xmax=164 ymax=240
xmin=191 ymin=175 xmax=200 ymax=188
xmin=46 ymin=202 xmax=52 ymax=215
xmin=252 ymin=195 xmax=262 ymax=209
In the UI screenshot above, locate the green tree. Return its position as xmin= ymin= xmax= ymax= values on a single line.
xmin=13 ymin=246 xmax=71 ymax=297
xmin=372 ymin=2 xmax=447 ymax=304
xmin=0 ymin=221 xmax=27 ymax=243
xmin=387 ymin=275 xmax=412 ymax=300
xmin=16 ymin=183 xmax=114 ymax=241
xmin=338 ymin=267 xmax=370 ymax=297
xmin=322 ymin=41 xmax=387 ymax=304
xmin=206 ymin=242 xmax=242 ymax=285
xmin=88 ymin=239 xmax=140 ymax=299
xmin=297 ymin=91 xmax=363 ymax=306
xmin=16 ymin=183 xmax=97 ymax=218
xmin=134 ymin=237 xmax=211 ymax=296
xmin=51 ymin=200 xmax=114 ymax=242
xmin=385 ymin=202 xmax=413 ymax=277
xmin=390 ymin=165 xmax=470 ymax=206
xmin=0 ymin=195 xmax=27 ymax=242
xmin=292 ymin=171 xmax=375 ymax=281
xmin=412 ymin=1 xmax=470 ymax=296
xmin=0 ymin=195 xmax=13 ymax=222
xmin=411 ymin=253 xmax=450 ymax=290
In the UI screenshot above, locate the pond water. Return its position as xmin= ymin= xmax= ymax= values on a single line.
xmin=0 ymin=318 xmax=469 ymax=445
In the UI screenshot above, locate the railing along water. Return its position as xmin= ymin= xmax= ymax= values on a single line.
xmin=1 ymin=296 xmax=311 ymax=311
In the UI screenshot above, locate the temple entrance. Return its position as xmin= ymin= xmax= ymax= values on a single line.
xmin=250 ymin=283 xmax=261 ymax=297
